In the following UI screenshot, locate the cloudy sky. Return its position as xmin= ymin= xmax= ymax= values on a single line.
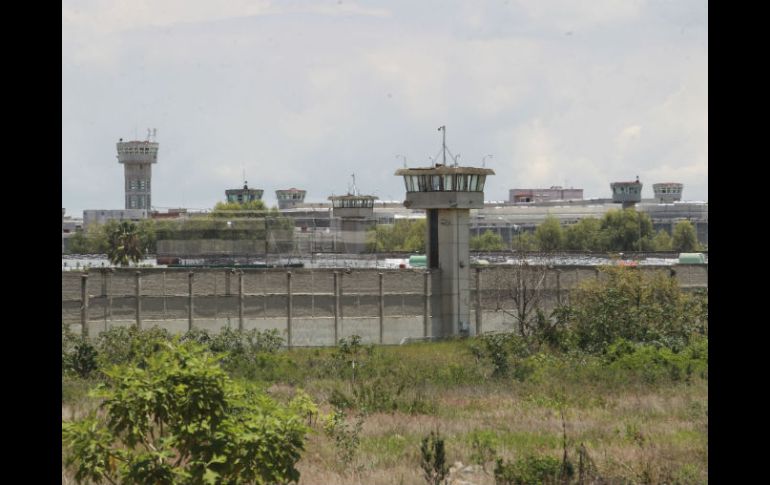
xmin=62 ymin=0 xmax=707 ymax=215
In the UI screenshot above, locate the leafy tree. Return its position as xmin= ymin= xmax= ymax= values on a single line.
xmin=511 ymin=231 xmax=538 ymax=251
xmin=598 ymin=209 xmax=654 ymax=252
xmin=106 ymin=221 xmax=144 ymax=266
xmin=62 ymin=340 xmax=310 ymax=485
xmin=559 ymin=266 xmax=708 ymax=353
xmin=535 ymin=215 xmax=564 ymax=252
xmin=367 ymin=219 xmax=426 ymax=252
xmin=564 ymin=217 xmax=601 ymax=251
xmin=136 ymin=219 xmax=157 ymax=253
xmin=471 ymin=230 xmax=505 ymax=251
xmin=67 ymin=229 xmax=90 ymax=254
xmin=672 ymin=220 xmax=700 ymax=252
xmin=651 ymin=229 xmax=673 ymax=251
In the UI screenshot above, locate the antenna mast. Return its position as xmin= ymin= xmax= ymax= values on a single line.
xmin=438 ymin=125 xmax=446 ymax=165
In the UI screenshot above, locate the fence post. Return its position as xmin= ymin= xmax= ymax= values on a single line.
xmin=379 ymin=272 xmax=384 ymax=345
xmin=102 ymin=269 xmax=111 ymax=332
xmin=556 ymin=269 xmax=562 ymax=306
xmin=339 ymin=272 xmax=344 ymax=321
xmin=135 ymin=271 xmax=142 ymax=330
xmin=81 ymin=273 xmax=89 ymax=338
xmin=287 ymin=271 xmax=293 ymax=349
xmin=333 ymin=271 xmax=340 ymax=345
xmin=475 ymin=267 xmax=482 ymax=336
xmin=238 ymin=271 xmax=244 ymax=332
xmin=423 ymin=271 xmax=430 ymax=338
xmin=225 ymin=270 xmax=232 ymax=296
xmin=162 ymin=270 xmax=167 ymax=321
xmin=188 ymin=271 xmax=194 ymax=331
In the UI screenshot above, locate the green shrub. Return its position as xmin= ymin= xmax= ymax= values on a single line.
xmin=469 ymin=430 xmax=497 ymax=469
xmin=63 ymin=340 xmax=310 ymax=485
xmin=564 ymin=267 xmax=708 ymax=353
xmin=62 ymin=323 xmax=98 ymax=379
xmin=420 ymin=430 xmax=448 ymax=485
xmin=604 ymin=337 xmax=708 ymax=383
xmin=95 ymin=325 xmax=171 ymax=369
xmin=323 ymin=409 xmax=363 ymax=472
xmin=494 ymin=454 xmax=564 ymax=485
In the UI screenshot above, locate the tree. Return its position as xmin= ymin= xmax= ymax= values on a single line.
xmin=672 ymin=220 xmax=700 ymax=252
xmin=560 ymin=266 xmax=708 ymax=353
xmin=62 ymin=340 xmax=310 ymax=485
xmin=651 ymin=229 xmax=673 ymax=251
xmin=598 ymin=209 xmax=654 ymax=252
xmin=511 ymin=231 xmax=538 ymax=251
xmin=471 ymin=230 xmax=505 ymax=251
xmin=367 ymin=219 xmax=426 ymax=252
xmin=535 ymin=215 xmax=564 ymax=252
xmin=487 ymin=253 xmax=552 ymax=345
xmin=107 ymin=221 xmax=144 ymax=266
xmin=564 ymin=218 xmax=601 ymax=251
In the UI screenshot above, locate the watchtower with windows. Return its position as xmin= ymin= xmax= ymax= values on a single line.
xmin=276 ymin=188 xmax=307 ymax=210
xmin=611 ymin=177 xmax=643 ymax=209
xmin=395 ymin=164 xmax=494 ymax=338
xmin=225 ymin=182 xmax=263 ymax=204
xmin=117 ymin=130 xmax=158 ymax=210
xmin=328 ymin=193 xmax=378 ymax=253
xmin=652 ymin=182 xmax=683 ymax=203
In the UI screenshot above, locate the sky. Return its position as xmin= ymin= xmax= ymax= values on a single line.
xmin=62 ymin=0 xmax=707 ymax=216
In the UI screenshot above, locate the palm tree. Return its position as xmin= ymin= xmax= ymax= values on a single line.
xmin=107 ymin=221 xmax=143 ymax=266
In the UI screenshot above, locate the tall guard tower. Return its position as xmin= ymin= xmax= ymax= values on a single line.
xmin=395 ymin=126 xmax=494 ymax=338
xmin=117 ymin=129 xmax=159 ymax=210
xmin=328 ymin=175 xmax=377 ymax=254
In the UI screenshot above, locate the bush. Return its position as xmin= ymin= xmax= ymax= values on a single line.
xmin=604 ymin=337 xmax=708 ymax=383
xmin=494 ymin=454 xmax=564 ymax=485
xmin=564 ymin=266 xmax=707 ymax=353
xmin=62 ymin=323 xmax=98 ymax=379
xmin=469 ymin=430 xmax=497 ymax=469
xmin=420 ymin=430 xmax=448 ymax=485
xmin=470 ymin=333 xmax=530 ymax=378
xmin=63 ymin=340 xmax=310 ymax=484
xmin=323 ymin=409 xmax=363 ymax=472
xmin=95 ymin=325 xmax=171 ymax=369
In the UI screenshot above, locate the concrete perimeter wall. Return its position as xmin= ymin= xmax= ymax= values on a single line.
xmin=63 ymin=265 xmax=707 ymax=346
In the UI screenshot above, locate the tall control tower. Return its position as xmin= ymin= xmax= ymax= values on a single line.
xmin=395 ymin=126 xmax=494 ymax=338
xmin=117 ymin=129 xmax=159 ymax=210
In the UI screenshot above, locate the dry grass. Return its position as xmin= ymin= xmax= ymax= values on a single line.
xmin=62 ymin=340 xmax=707 ymax=484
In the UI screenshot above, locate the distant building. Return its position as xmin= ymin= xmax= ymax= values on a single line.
xmin=117 ymin=131 xmax=159 ymax=210
xmin=652 ymin=183 xmax=684 ymax=203
xmin=83 ymin=209 xmax=148 ymax=230
xmin=276 ymin=188 xmax=307 ymax=210
xmin=225 ymin=182 xmax=263 ymax=204
xmin=151 ymin=208 xmax=188 ymax=220
xmin=509 ymin=187 xmax=583 ymax=204
xmin=610 ymin=178 xmax=643 ymax=209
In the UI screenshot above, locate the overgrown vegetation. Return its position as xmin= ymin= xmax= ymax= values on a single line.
xmin=62 ymin=340 xmax=310 ymax=484
xmin=62 ymin=266 xmax=707 ymax=484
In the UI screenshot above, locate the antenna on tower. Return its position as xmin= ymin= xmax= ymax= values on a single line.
xmin=146 ymin=128 xmax=151 ymax=141
xmin=438 ymin=125 xmax=446 ymax=165
xmin=152 ymin=128 xmax=157 ymax=141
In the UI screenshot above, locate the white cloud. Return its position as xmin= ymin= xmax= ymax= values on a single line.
xmin=62 ymin=0 xmax=708 ymax=214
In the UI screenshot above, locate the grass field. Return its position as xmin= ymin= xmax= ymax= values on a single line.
xmin=62 ymin=336 xmax=707 ymax=484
